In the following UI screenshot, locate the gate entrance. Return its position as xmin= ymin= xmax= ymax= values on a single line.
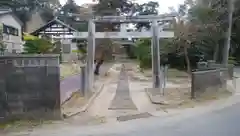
xmin=56 ymin=14 xmax=176 ymax=92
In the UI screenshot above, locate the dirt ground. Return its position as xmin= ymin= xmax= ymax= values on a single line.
xmin=61 ymin=92 xmax=88 ymax=117
xmin=142 ymin=68 xmax=189 ymax=78
xmin=154 ymin=87 xmax=233 ymax=112
xmin=128 ymin=64 xmax=233 ymax=112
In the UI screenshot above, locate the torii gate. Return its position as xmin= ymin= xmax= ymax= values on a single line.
xmin=56 ymin=14 xmax=176 ymax=92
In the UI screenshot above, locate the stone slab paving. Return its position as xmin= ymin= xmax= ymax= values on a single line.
xmin=117 ymin=112 xmax=152 ymax=122
xmin=129 ymin=82 xmax=157 ymax=113
xmin=109 ymin=65 xmax=138 ymax=110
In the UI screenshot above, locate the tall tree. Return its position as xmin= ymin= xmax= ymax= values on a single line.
xmin=0 ymin=0 xmax=61 ymax=25
xmin=167 ymin=1 xmax=203 ymax=73
xmin=94 ymin=0 xmax=133 ymax=16
xmin=174 ymin=3 xmax=193 ymax=73
xmin=0 ymin=24 xmax=6 ymax=55
xmin=91 ymin=0 xmax=134 ymax=72
xmin=93 ymin=0 xmax=133 ymax=55
xmin=58 ymin=0 xmax=80 ymax=27
xmin=134 ymin=1 xmax=159 ymax=30
xmin=93 ymin=0 xmax=134 ymax=31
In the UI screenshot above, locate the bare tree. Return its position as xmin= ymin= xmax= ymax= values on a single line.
xmin=0 ymin=25 xmax=6 ymax=55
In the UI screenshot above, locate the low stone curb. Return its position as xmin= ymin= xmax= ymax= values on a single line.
xmin=63 ymin=82 xmax=106 ymax=118
xmin=62 ymin=64 xmax=117 ymax=118
xmin=61 ymin=88 xmax=80 ymax=106
xmin=145 ymin=88 xmax=168 ymax=105
xmin=61 ymin=63 xmax=114 ymax=105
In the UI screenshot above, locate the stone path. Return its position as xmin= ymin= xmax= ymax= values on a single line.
xmin=66 ymin=62 xmax=193 ymax=122
xmin=85 ymin=62 xmax=193 ymax=120
xmin=86 ymin=64 xmax=154 ymax=120
xmin=60 ymin=63 xmax=113 ymax=103
xmin=109 ymin=65 xmax=137 ymax=110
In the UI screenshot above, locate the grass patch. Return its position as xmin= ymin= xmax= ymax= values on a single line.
xmin=0 ymin=119 xmax=53 ymax=132
xmin=167 ymin=69 xmax=189 ymax=78
xmin=141 ymin=68 xmax=189 ymax=78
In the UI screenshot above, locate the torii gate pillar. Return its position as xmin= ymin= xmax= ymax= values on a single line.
xmin=151 ymin=20 xmax=161 ymax=88
xmin=86 ymin=19 xmax=96 ymax=91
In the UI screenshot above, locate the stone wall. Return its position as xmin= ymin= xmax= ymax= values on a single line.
xmin=0 ymin=55 xmax=62 ymax=123
xmin=197 ymin=61 xmax=234 ymax=80
xmin=208 ymin=63 xmax=234 ymax=80
xmin=191 ymin=69 xmax=227 ymax=99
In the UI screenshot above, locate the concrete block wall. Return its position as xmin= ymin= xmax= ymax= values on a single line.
xmin=0 ymin=55 xmax=62 ymax=123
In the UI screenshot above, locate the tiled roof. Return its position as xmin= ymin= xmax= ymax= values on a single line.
xmin=0 ymin=8 xmax=23 ymax=26
xmin=30 ymin=18 xmax=78 ymax=35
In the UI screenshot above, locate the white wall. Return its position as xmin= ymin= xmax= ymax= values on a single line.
xmin=61 ymin=39 xmax=77 ymax=51
xmin=0 ymin=14 xmax=23 ymax=53
xmin=61 ymin=39 xmax=79 ymax=62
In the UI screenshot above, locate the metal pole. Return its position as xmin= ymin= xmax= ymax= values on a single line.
xmin=151 ymin=20 xmax=161 ymax=88
xmin=86 ymin=19 xmax=96 ymax=91
xmin=223 ymin=0 xmax=234 ymax=66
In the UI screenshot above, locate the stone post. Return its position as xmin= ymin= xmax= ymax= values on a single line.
xmin=80 ymin=65 xmax=87 ymax=96
xmin=151 ymin=20 xmax=161 ymax=88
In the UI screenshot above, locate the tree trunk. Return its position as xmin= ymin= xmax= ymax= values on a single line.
xmin=213 ymin=44 xmax=219 ymax=62
xmin=94 ymin=60 xmax=104 ymax=75
xmin=184 ymin=46 xmax=191 ymax=74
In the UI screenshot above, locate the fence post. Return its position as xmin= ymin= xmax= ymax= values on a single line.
xmin=161 ymin=65 xmax=168 ymax=96
xmin=80 ymin=65 xmax=87 ymax=96
xmin=191 ymin=72 xmax=195 ymax=99
xmin=160 ymin=66 xmax=163 ymax=95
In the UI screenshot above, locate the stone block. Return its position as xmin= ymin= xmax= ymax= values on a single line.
xmin=191 ymin=69 xmax=227 ymax=99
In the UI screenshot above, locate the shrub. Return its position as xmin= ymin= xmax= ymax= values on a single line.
xmin=228 ymin=56 xmax=237 ymax=65
xmin=134 ymin=39 xmax=152 ymax=69
xmin=23 ymin=33 xmax=38 ymax=40
xmin=23 ymin=38 xmax=54 ymax=54
xmin=125 ymin=44 xmax=137 ymax=59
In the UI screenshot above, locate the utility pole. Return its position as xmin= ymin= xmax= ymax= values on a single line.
xmin=222 ymin=0 xmax=234 ymax=66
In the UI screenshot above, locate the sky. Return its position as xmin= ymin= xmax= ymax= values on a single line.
xmin=59 ymin=0 xmax=185 ymax=13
